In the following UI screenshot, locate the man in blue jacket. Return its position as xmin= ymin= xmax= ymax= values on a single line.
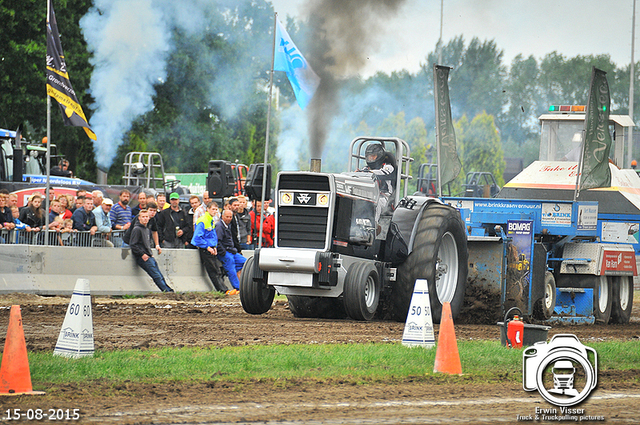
xmin=191 ymin=201 xmax=232 ymax=294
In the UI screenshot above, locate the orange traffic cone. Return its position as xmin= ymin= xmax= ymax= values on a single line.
xmin=433 ymin=302 xmax=462 ymax=375
xmin=0 ymin=305 xmax=44 ymax=395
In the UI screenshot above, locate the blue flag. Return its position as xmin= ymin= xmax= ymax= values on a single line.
xmin=274 ymin=19 xmax=320 ymax=110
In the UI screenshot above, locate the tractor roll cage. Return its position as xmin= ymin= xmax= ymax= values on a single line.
xmin=348 ymin=136 xmax=412 ymax=206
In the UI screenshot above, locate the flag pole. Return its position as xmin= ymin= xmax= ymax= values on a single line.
xmin=573 ymin=67 xmax=597 ymax=202
xmin=433 ymin=64 xmax=443 ymax=197
xmin=573 ymin=129 xmax=586 ymax=202
xmin=45 ymin=0 xmax=52 ymax=244
xmin=258 ymin=12 xmax=277 ymax=248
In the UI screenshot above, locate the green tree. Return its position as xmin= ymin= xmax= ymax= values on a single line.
xmin=425 ymin=37 xmax=507 ymax=124
xmin=538 ymin=53 xmax=618 ymax=107
xmin=457 ymin=112 xmax=506 ymax=186
xmin=501 ymin=54 xmax=541 ymax=143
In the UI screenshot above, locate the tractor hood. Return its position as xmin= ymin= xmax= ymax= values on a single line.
xmin=498 ymin=161 xmax=640 ymax=216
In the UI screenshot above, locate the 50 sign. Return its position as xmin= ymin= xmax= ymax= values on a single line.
xmin=410 ymin=305 xmax=430 ymax=318
xmin=401 ymin=279 xmax=436 ymax=348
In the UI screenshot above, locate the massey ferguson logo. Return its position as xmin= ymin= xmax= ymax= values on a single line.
xmin=297 ymin=193 xmax=311 ymax=204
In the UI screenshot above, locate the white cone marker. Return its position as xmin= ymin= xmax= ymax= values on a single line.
xmin=53 ymin=278 xmax=94 ymax=358
xmin=401 ymin=279 xmax=435 ymax=348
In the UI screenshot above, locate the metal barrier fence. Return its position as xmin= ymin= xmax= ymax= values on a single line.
xmin=0 ymin=229 xmax=194 ymax=249
xmin=0 ymin=229 xmax=126 ymax=247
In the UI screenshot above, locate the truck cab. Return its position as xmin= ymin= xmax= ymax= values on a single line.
xmin=538 ymin=105 xmax=634 ymax=166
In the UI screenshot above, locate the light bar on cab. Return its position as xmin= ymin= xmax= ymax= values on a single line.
xmin=548 ymin=105 xmax=586 ymax=112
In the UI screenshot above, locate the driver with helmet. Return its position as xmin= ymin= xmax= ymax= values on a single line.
xmin=360 ymin=143 xmax=396 ymax=218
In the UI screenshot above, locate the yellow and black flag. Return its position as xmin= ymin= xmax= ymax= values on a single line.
xmin=46 ymin=0 xmax=96 ymax=140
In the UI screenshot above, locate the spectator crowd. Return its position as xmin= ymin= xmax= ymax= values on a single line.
xmin=0 ymin=188 xmax=275 ymax=294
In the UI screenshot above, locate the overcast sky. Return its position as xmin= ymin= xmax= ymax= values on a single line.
xmin=270 ymin=0 xmax=637 ymax=78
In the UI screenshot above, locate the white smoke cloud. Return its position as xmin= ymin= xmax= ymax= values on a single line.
xmin=80 ymin=0 xmax=171 ymax=169
xmin=277 ymin=105 xmax=308 ymax=170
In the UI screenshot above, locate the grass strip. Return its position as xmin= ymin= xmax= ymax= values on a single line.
xmin=27 ymin=340 xmax=640 ymax=384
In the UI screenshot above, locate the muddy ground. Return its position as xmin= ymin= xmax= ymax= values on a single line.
xmin=0 ymin=292 xmax=639 ymax=424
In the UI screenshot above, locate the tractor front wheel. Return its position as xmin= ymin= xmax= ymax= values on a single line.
xmin=239 ymin=256 xmax=275 ymax=315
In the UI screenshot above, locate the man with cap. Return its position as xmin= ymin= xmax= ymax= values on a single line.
xmin=156 ymin=192 xmax=190 ymax=248
xmin=92 ymin=197 xmax=114 ymax=247
xmin=51 ymin=159 xmax=72 ymax=178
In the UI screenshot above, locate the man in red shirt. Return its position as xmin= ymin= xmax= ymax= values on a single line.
xmin=249 ymin=200 xmax=274 ymax=247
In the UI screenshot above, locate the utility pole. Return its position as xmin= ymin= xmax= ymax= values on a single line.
xmin=437 ymin=0 xmax=444 ymax=64
xmin=629 ymin=0 xmax=636 ymax=167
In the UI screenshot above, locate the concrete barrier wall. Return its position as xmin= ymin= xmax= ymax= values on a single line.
xmin=0 ymin=245 xmax=238 ymax=295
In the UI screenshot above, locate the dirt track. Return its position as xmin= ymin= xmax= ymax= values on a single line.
xmin=0 ymin=292 xmax=639 ymax=424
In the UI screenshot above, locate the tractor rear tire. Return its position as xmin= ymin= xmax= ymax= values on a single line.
xmin=393 ymin=203 xmax=468 ymax=323
xmin=533 ymin=271 xmax=556 ymax=320
xmin=343 ymin=262 xmax=380 ymax=321
xmin=239 ymin=256 xmax=275 ymax=315
xmin=287 ymin=296 xmax=346 ymax=319
xmin=593 ymin=275 xmax=613 ymax=324
xmin=610 ymin=276 xmax=633 ymax=324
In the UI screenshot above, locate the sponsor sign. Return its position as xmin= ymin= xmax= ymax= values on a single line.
xmin=576 ymin=205 xmax=598 ymax=230
xmin=165 ymin=173 xmax=207 ymax=196
xmin=506 ymin=220 xmax=534 ymax=313
xmin=541 ymin=203 xmax=572 ymax=227
xmin=601 ymin=221 xmax=639 ymax=244
xmin=24 ymin=175 xmax=93 ymax=186
xmin=601 ymin=250 xmax=637 ymax=275
xmin=12 ymin=187 xmax=80 ymax=208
